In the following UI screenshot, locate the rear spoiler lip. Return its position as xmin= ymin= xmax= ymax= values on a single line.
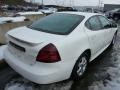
xmin=7 ymin=34 xmax=43 ymax=46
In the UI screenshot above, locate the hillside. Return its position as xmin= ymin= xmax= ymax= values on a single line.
xmin=3 ymin=0 xmax=27 ymax=5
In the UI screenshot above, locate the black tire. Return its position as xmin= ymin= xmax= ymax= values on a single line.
xmin=71 ymin=52 xmax=89 ymax=80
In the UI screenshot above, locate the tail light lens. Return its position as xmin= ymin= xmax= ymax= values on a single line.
xmin=36 ymin=43 xmax=61 ymax=63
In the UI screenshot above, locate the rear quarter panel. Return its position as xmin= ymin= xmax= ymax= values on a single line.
xmin=53 ymin=25 xmax=91 ymax=69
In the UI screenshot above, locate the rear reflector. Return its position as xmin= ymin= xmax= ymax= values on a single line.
xmin=36 ymin=43 xmax=61 ymax=63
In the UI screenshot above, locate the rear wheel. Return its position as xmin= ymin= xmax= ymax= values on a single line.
xmin=71 ymin=53 xmax=89 ymax=80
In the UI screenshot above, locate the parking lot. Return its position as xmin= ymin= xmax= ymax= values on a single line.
xmin=0 ymin=24 xmax=119 ymax=90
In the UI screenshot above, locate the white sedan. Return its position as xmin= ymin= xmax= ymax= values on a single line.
xmin=4 ymin=12 xmax=118 ymax=84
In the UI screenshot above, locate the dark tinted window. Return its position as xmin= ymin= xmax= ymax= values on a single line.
xmin=98 ymin=16 xmax=110 ymax=29
xmin=28 ymin=13 xmax=85 ymax=35
xmin=86 ymin=16 xmax=102 ymax=30
xmin=85 ymin=21 xmax=91 ymax=29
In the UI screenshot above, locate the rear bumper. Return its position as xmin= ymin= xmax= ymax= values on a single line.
xmin=4 ymin=46 xmax=72 ymax=84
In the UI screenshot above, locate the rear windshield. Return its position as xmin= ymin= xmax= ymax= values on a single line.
xmin=28 ymin=13 xmax=85 ymax=35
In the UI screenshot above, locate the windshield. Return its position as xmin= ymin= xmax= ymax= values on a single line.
xmin=28 ymin=13 xmax=85 ymax=35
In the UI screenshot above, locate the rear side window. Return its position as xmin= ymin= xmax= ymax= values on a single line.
xmin=85 ymin=21 xmax=91 ymax=29
xmin=85 ymin=16 xmax=102 ymax=31
xmin=98 ymin=16 xmax=111 ymax=29
xmin=28 ymin=13 xmax=85 ymax=35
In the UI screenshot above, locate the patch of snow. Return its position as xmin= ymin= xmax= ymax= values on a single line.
xmin=88 ymin=65 xmax=120 ymax=90
xmin=5 ymin=77 xmax=73 ymax=90
xmin=5 ymin=84 xmax=27 ymax=90
xmin=17 ymin=11 xmax=43 ymax=15
xmin=0 ymin=16 xmax=26 ymax=24
xmin=10 ymin=16 xmax=26 ymax=22
xmin=39 ymin=7 xmax=57 ymax=14
xmin=0 ymin=45 xmax=7 ymax=60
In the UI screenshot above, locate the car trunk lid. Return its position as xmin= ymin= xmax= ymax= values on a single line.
xmin=7 ymin=26 xmax=66 ymax=65
xmin=8 ymin=26 xmax=65 ymax=45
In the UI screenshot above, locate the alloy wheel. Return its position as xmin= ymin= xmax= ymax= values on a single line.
xmin=77 ymin=57 xmax=87 ymax=76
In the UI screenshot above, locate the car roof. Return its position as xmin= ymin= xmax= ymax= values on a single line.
xmin=57 ymin=11 xmax=102 ymax=18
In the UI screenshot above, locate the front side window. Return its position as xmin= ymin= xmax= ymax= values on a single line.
xmin=28 ymin=13 xmax=85 ymax=35
xmin=86 ymin=16 xmax=102 ymax=30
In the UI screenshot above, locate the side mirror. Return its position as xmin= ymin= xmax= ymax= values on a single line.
xmin=110 ymin=20 xmax=117 ymax=28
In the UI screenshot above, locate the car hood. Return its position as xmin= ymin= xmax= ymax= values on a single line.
xmin=7 ymin=26 xmax=66 ymax=45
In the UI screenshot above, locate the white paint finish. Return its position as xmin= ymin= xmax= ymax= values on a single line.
xmin=7 ymin=26 xmax=66 ymax=45
xmin=4 ymin=12 xmax=118 ymax=84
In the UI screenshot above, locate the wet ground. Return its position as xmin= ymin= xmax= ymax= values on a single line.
xmin=0 ymin=25 xmax=120 ymax=90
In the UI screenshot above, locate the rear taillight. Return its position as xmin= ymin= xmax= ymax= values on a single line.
xmin=36 ymin=43 xmax=61 ymax=63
